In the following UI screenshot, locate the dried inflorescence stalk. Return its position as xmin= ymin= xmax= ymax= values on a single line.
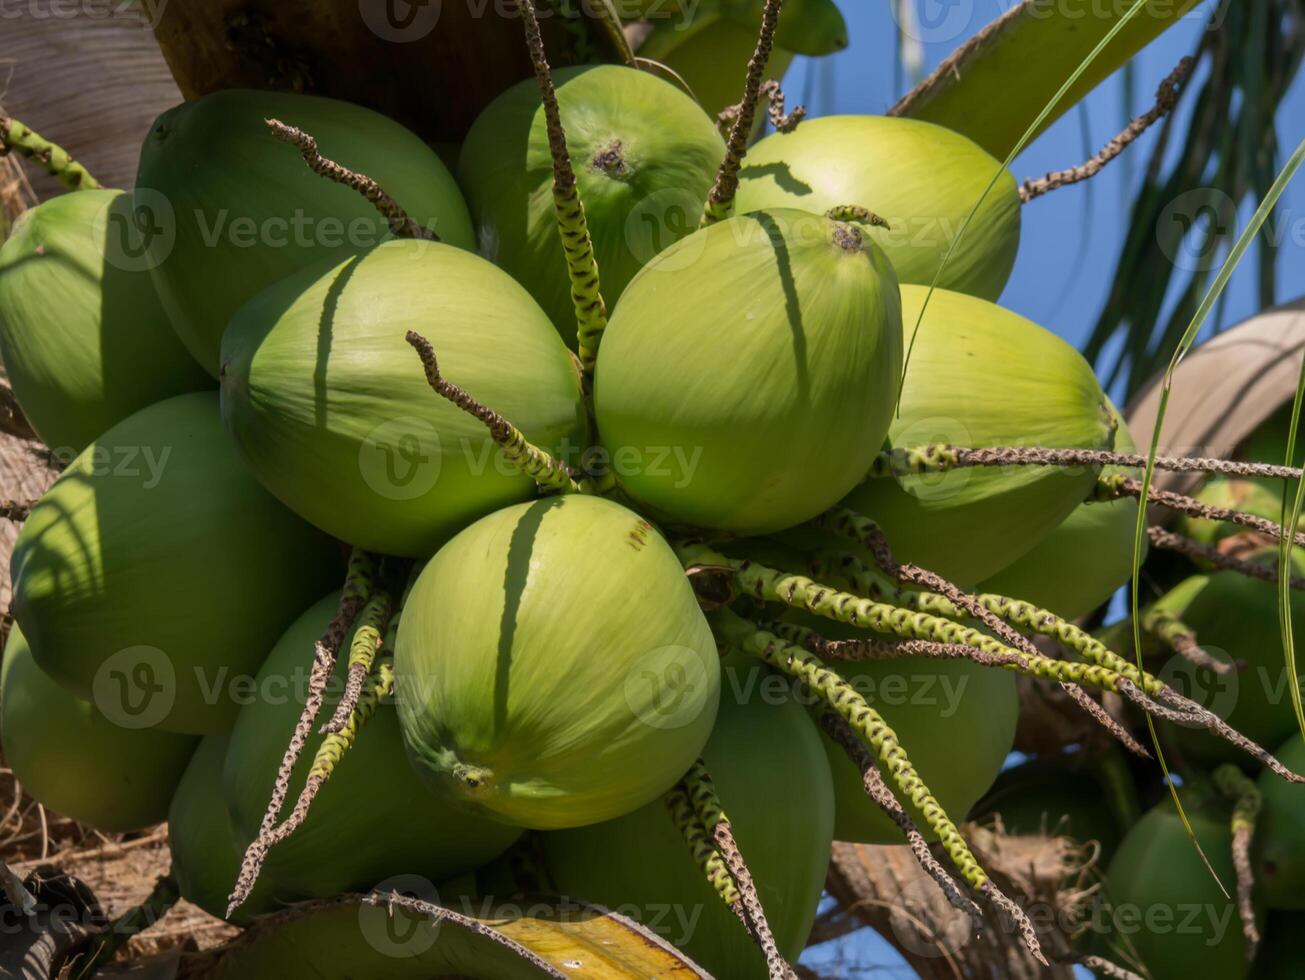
xmin=717 ymin=79 xmax=806 ymax=137
xmin=1148 ymin=527 xmax=1305 ymax=591
xmin=0 ymin=114 xmax=102 ymax=192
xmin=265 ymin=118 xmax=437 ymax=241
xmin=1213 ymin=764 xmax=1263 ymax=961
xmin=1141 ymin=606 xmax=1239 ymax=675
xmin=1 ymin=499 xmax=34 ymax=522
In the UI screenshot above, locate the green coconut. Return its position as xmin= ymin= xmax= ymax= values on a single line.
xmin=223 ymin=593 xmax=521 ymax=899
xmin=10 ymin=392 xmax=339 ymax=735
xmin=594 ymin=207 xmax=902 ymax=535
xmin=977 ymin=402 xmax=1141 ymax=618
xmin=736 ymin=115 xmax=1020 ymax=301
xmin=0 ymin=189 xmax=211 ymax=453
xmin=136 ymin=90 xmax=475 ymax=375
xmin=168 ymin=735 xmax=278 ymax=923
xmin=1 ymin=624 xmax=197 ymax=833
xmin=541 ymin=659 xmax=834 ymax=980
xmin=1098 ymin=789 xmax=1251 ymax=980
xmin=969 ymin=755 xmax=1127 ymax=860
xmin=395 ymin=495 xmax=720 ymax=830
xmin=799 ymin=615 xmax=1017 ymax=844
xmin=1151 ymin=550 xmax=1305 ymax=766
xmin=839 ymin=285 xmax=1115 ymax=588
xmin=1251 ymin=911 xmax=1305 ymax=979
xmin=1254 ymin=735 xmax=1305 ymax=910
xmin=457 ymin=65 xmax=725 ymax=345
xmin=220 ymin=238 xmax=587 ymax=557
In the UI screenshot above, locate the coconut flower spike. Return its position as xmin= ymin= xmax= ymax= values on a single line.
xmin=517 ymin=0 xmax=608 ymax=375
xmin=405 ymin=330 xmax=594 ymax=495
xmin=264 ymin=118 xmax=437 ymax=241
xmin=1213 ymin=764 xmax=1263 ymax=961
xmin=0 ymin=113 xmax=101 ymax=191
xmin=701 ymin=0 xmax=784 ymax=226
xmin=229 ymin=651 xmax=396 ymax=916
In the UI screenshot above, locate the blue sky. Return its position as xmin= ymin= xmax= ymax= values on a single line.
xmin=787 ymin=4 xmax=1304 ymax=975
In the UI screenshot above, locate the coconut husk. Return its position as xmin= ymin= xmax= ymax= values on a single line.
xmin=820 ymin=822 xmax=1102 ymax=980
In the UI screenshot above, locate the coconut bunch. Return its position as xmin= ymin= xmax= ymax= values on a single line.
xmin=3 ymin=2 xmax=1305 ymax=977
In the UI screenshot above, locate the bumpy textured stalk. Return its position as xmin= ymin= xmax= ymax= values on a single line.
xmin=717 ymin=79 xmax=806 ymax=137
xmin=1214 ymin=764 xmax=1263 ymax=960
xmin=323 ymin=598 xmax=396 ymax=734
xmin=817 ymin=712 xmax=983 ymax=928
xmin=713 ymin=611 xmax=987 ymax=889
xmin=0 ymin=114 xmax=102 ymax=191
xmin=682 ymin=759 xmax=791 ymax=980
xmin=868 ymin=443 xmax=1304 ymax=484
xmin=664 ymin=784 xmax=742 ymax=907
xmin=824 ymin=205 xmax=890 ymax=230
xmin=1094 ymin=474 xmax=1305 ymax=548
xmin=265 ymin=118 xmax=437 ymax=241
xmin=406 ymin=331 xmax=586 ymax=494
xmin=701 ymin=0 xmax=784 ymax=226
xmin=1149 ymin=527 xmax=1305 ymax=591
xmin=229 ymin=656 xmax=395 ymax=915
xmin=518 ymin=0 xmax=608 ymax=374
xmin=1141 ymin=606 xmax=1237 ymax=675
xmin=228 ymin=554 xmax=375 ymax=914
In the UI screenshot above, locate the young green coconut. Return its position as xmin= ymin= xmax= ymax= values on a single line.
xmin=458 ymin=64 xmax=726 ymax=344
xmin=835 ymin=284 xmax=1116 ymax=588
xmin=135 ymin=90 xmax=475 ymax=375
xmin=220 ymin=238 xmax=587 ymax=557
xmin=1098 ymin=788 xmax=1254 ymax=980
xmin=1253 ymin=735 xmax=1305 ymax=910
xmin=168 ymin=736 xmax=279 ymax=924
xmin=9 ymin=392 xmax=339 ymax=734
xmin=394 ymin=494 xmax=720 ymax=830
xmin=593 ymin=207 xmax=902 ymax=535
xmin=0 ymin=624 xmax=198 ymax=833
xmin=735 ymin=115 xmax=1021 ymax=301
xmin=0 ymin=189 xmax=211 ymax=453
xmin=541 ymin=660 xmax=834 ymax=980
xmin=223 ymin=592 xmax=522 ymax=900
xmin=976 ymin=402 xmax=1141 ymax=618
xmin=1143 ymin=548 xmax=1305 ymax=766
xmin=1253 ymin=912 xmax=1305 ymax=979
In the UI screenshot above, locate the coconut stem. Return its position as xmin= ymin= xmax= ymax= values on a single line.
xmin=817 ymin=712 xmax=985 ymax=929
xmin=1213 ymin=764 xmax=1263 ymax=961
xmin=323 ymin=594 xmax=395 ymax=734
xmin=825 ymin=206 xmax=890 ymax=230
xmin=70 ymin=874 xmax=179 ymax=980
xmin=517 ymin=0 xmax=609 ymax=375
xmin=717 ymin=79 xmax=806 ymax=138
xmin=229 ymin=655 xmax=395 ymax=917
xmin=701 ymin=0 xmax=785 ymax=226
xmin=664 ymin=784 xmax=742 ymax=907
xmin=0 ymin=114 xmax=102 ymax=192
xmin=1148 ymin=526 xmax=1305 ymax=590
xmin=228 ymin=551 xmax=375 ymax=915
xmin=869 ymin=443 xmax=1304 ymax=484
xmin=405 ymin=330 xmax=596 ymax=495
xmin=1094 ymin=475 xmax=1305 ymax=549
xmin=813 ymin=506 xmax=1150 ymax=754
xmin=1019 ymin=57 xmax=1193 ymax=203
xmin=1141 ymin=606 xmax=1239 ymax=676
xmin=264 ymin=119 xmax=437 ymax=241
